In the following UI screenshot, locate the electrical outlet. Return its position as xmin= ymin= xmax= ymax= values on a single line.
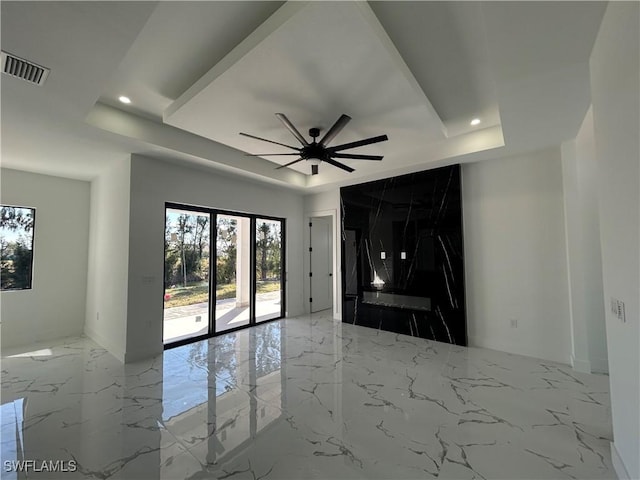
xmin=380 ymin=251 xmax=386 ymax=259
xmin=400 ymin=251 xmax=407 ymax=260
xmin=510 ymin=318 xmax=518 ymax=328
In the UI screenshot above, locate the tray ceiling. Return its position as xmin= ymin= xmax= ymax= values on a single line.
xmin=1 ymin=1 xmax=608 ymax=191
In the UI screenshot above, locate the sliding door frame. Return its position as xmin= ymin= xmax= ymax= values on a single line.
xmin=254 ymin=215 xmax=287 ymax=324
xmin=163 ymin=203 xmax=286 ymax=350
xmin=162 ymin=203 xmax=212 ymax=348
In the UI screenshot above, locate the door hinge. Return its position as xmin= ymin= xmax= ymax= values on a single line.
xmin=309 ymin=272 xmax=313 ymax=277
xmin=309 ymin=247 xmax=313 ymax=252
xmin=309 ymin=222 xmax=313 ymax=227
xmin=309 ymin=297 xmax=313 ymax=303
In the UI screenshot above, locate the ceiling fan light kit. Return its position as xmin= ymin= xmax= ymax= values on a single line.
xmin=240 ymin=113 xmax=388 ymax=175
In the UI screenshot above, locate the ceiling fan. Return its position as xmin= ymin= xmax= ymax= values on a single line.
xmin=240 ymin=113 xmax=388 ymax=175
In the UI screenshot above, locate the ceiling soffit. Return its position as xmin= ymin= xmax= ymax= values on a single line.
xmin=99 ymin=1 xmax=285 ymax=121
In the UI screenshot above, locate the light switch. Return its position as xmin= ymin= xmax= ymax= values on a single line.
xmin=617 ymin=299 xmax=626 ymax=322
xmin=380 ymin=251 xmax=386 ymax=259
xmin=611 ymin=297 xmax=626 ymax=322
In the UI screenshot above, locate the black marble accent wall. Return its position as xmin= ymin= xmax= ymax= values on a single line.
xmin=341 ymin=165 xmax=466 ymax=346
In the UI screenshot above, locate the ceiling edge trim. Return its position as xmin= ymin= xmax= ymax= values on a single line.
xmin=305 ymin=124 xmax=505 ymax=189
xmin=86 ymin=102 xmax=308 ymax=188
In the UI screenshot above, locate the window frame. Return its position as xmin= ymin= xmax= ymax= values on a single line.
xmin=0 ymin=204 xmax=36 ymax=292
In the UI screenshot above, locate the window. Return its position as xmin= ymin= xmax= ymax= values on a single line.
xmin=1 ymin=206 xmax=35 ymax=291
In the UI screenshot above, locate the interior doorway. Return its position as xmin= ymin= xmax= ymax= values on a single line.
xmin=309 ymin=216 xmax=333 ymax=313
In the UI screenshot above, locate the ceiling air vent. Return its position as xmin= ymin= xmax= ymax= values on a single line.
xmin=1 ymin=51 xmax=50 ymax=86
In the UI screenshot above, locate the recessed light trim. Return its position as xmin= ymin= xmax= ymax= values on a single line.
xmin=118 ymin=96 xmax=131 ymax=104
xmin=470 ymin=118 xmax=481 ymax=126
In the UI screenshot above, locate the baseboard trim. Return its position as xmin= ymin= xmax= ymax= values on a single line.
xmin=611 ymin=442 xmax=631 ymax=480
xmin=590 ymin=356 xmax=609 ymax=374
xmin=571 ymin=355 xmax=592 ymax=373
xmin=467 ymin=335 xmax=571 ymax=365
xmin=124 ymin=348 xmax=162 ymax=364
xmin=84 ymin=326 xmax=125 ymax=363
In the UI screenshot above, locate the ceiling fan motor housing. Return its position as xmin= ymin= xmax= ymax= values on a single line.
xmin=302 ymin=143 xmax=327 ymax=160
xmin=239 ymin=113 xmax=388 ymax=175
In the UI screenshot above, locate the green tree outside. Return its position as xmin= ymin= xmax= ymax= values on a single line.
xmin=163 ymin=211 xmax=283 ymax=309
xmin=0 ymin=206 xmax=35 ymax=291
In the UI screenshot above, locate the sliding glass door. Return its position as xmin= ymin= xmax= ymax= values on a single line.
xmin=163 ymin=208 xmax=211 ymax=345
xmin=255 ymin=218 xmax=284 ymax=323
xmin=163 ymin=205 xmax=285 ymax=347
xmin=215 ymin=214 xmax=251 ymax=333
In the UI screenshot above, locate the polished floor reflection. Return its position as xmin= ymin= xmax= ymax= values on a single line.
xmin=1 ymin=312 xmax=614 ymax=479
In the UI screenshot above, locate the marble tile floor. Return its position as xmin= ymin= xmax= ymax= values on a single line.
xmin=1 ymin=312 xmax=614 ymax=479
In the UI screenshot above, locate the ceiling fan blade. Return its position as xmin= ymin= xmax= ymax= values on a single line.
xmin=319 ymin=114 xmax=351 ymax=147
xmin=332 ymin=153 xmax=383 ymax=161
xmin=328 ymin=134 xmax=389 ymax=152
xmin=239 ymin=132 xmax=300 ymax=151
xmin=275 ymin=157 xmax=304 ymax=170
xmin=324 ymin=157 xmax=355 ymax=173
xmin=275 ymin=113 xmax=309 ymax=146
xmin=245 ymin=153 xmax=301 ymax=156
xmin=311 ymin=164 xmax=319 ymax=175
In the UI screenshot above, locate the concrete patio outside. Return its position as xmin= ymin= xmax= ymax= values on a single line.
xmin=163 ymin=291 xmax=282 ymax=344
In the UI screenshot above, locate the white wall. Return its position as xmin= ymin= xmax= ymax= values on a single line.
xmin=590 ymin=3 xmax=640 ymax=478
xmin=561 ymin=140 xmax=589 ymax=371
xmin=575 ymin=108 xmax=608 ymax=373
xmin=462 ymin=148 xmax=572 ymax=364
xmin=561 ymin=107 xmax=608 ymax=374
xmin=84 ymin=158 xmax=131 ymax=362
xmin=1 ymin=169 xmax=90 ymax=348
xmin=125 ymin=155 xmax=305 ymax=362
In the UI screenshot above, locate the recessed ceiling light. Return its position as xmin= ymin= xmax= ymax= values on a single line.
xmin=118 ymin=96 xmax=131 ymax=104
xmin=470 ymin=118 xmax=481 ymax=126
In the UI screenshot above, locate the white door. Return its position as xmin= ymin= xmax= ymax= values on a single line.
xmin=310 ymin=216 xmax=333 ymax=313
